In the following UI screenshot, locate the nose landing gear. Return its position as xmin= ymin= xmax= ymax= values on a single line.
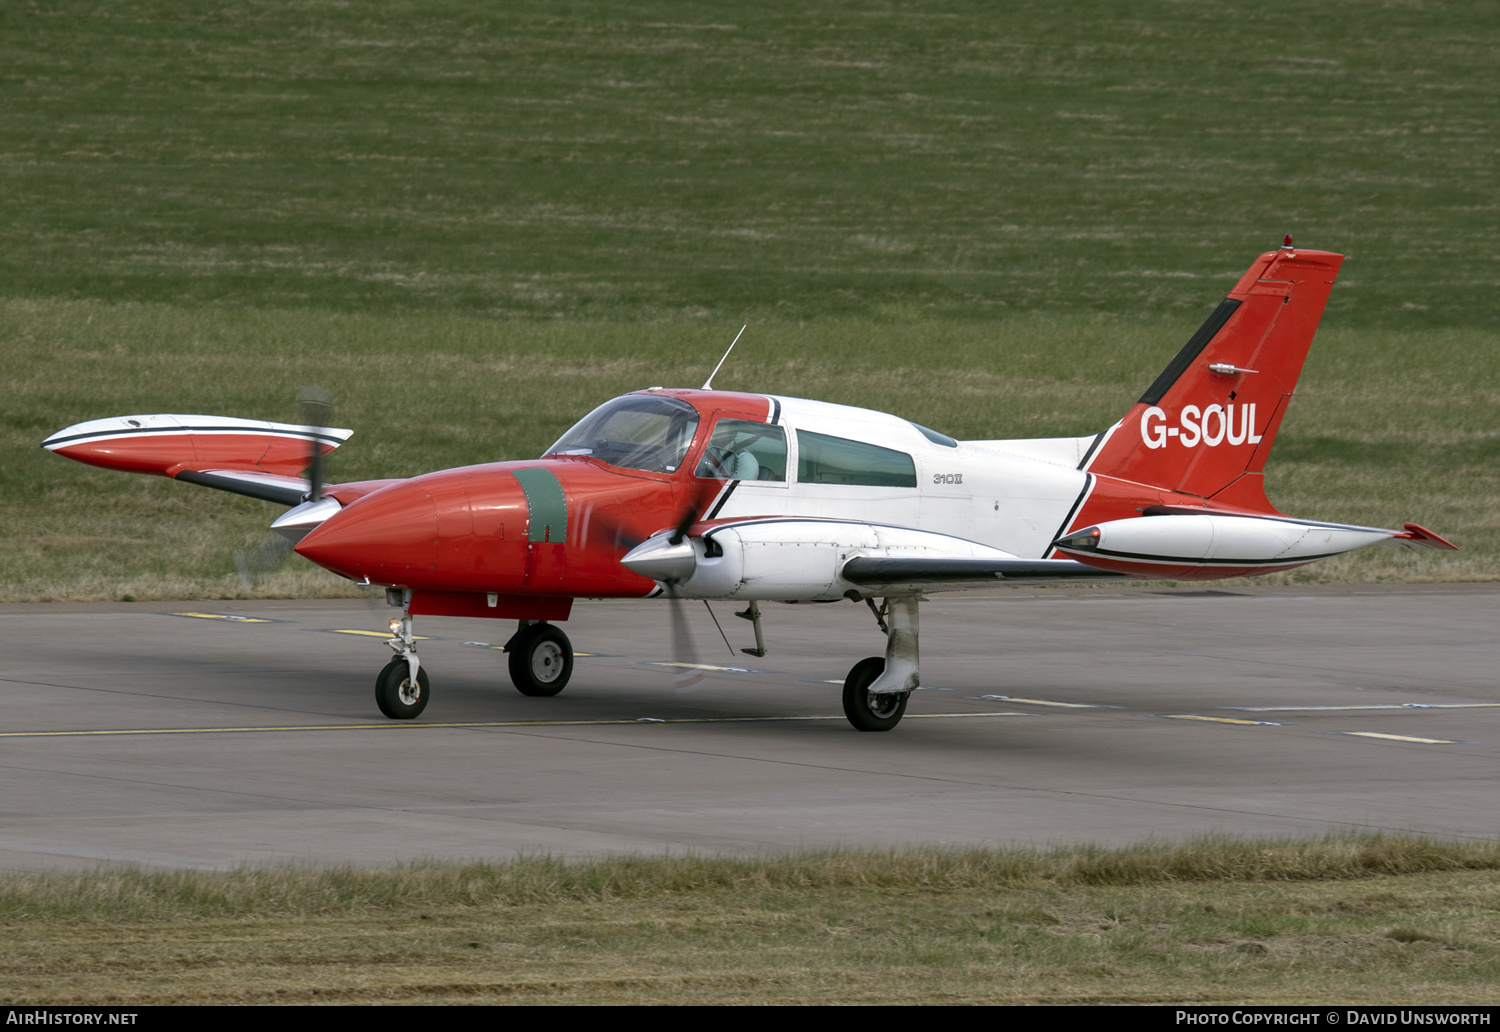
xmin=376 ymin=603 xmax=428 ymax=719
xmin=375 ymin=655 xmax=429 ymax=719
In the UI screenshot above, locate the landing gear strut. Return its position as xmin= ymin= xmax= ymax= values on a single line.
xmin=506 ymin=621 xmax=574 ymax=697
xmin=841 ymin=596 xmax=920 ymax=732
xmin=376 ymin=597 xmax=428 ymax=719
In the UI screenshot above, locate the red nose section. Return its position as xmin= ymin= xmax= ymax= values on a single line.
xmin=295 ymin=478 xmax=439 ymax=582
xmin=295 ymin=459 xmax=686 ymax=597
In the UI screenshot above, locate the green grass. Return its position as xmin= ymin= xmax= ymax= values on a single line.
xmin=2 ymin=1 xmax=1497 ymax=598
xmin=3 ymin=0 xmax=1496 ymax=324
xmin=4 ymin=837 xmax=1500 ymax=1004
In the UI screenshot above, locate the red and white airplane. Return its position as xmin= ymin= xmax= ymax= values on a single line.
xmin=44 ymin=242 xmax=1455 ymax=731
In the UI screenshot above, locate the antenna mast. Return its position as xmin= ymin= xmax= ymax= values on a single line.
xmin=701 ymin=324 xmax=747 ymax=391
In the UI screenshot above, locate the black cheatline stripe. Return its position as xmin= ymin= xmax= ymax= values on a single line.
xmin=46 ymin=425 xmax=346 ymax=447
xmin=768 ymin=397 xmax=782 ymax=425
xmin=1077 ymin=545 xmax=1345 ymax=567
xmin=706 ymin=481 xmax=738 ymax=519
xmin=1045 ymin=475 xmax=1093 ymax=559
xmin=1076 ymin=430 xmax=1106 ymax=471
xmin=1138 ymin=299 xmax=1243 ymax=406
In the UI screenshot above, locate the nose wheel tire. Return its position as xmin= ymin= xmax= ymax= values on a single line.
xmin=375 ymin=657 xmax=430 ymax=720
xmin=508 ymin=623 xmax=574 ymax=697
xmin=842 ymin=656 xmax=909 ymax=732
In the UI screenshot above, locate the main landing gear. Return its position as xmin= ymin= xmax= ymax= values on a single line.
xmin=504 ymin=621 xmax=574 ymax=697
xmin=841 ymin=596 xmax=921 ymax=732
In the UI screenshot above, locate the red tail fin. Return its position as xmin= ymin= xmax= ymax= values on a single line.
xmin=1084 ymin=246 xmax=1344 ymax=512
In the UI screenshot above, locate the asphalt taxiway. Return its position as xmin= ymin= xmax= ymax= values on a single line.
xmin=2 ymin=583 xmax=1497 ymax=870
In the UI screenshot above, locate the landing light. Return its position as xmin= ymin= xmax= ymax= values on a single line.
xmin=1058 ymin=528 xmax=1101 ymax=551
xmin=389 ymin=617 xmax=402 ymax=636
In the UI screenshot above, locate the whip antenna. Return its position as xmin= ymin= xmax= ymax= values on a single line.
xmin=701 ymin=324 xmax=747 ymax=391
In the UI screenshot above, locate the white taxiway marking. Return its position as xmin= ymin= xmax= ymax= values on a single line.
xmin=972 ymin=695 xmax=1121 ymax=709
xmin=1162 ymin=714 xmax=1285 ymax=726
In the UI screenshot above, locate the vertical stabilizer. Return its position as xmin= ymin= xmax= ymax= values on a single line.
xmin=1084 ymin=246 xmax=1343 ymax=510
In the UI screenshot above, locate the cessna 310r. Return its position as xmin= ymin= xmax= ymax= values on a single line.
xmin=44 ymin=241 xmax=1455 ymax=731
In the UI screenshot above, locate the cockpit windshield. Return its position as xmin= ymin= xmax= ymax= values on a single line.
xmin=543 ymin=394 xmax=701 ymax=474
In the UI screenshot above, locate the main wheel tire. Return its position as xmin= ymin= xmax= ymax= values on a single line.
xmin=375 ymin=657 xmax=430 ymax=720
xmin=508 ymin=623 xmax=574 ymax=697
xmin=842 ymin=656 xmax=909 ymax=732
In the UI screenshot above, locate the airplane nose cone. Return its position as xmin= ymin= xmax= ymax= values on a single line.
xmin=295 ymin=480 xmax=437 ymax=581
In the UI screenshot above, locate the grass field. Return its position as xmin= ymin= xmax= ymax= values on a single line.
xmin=2 ymin=0 xmax=1497 ymax=597
xmin=4 ymin=837 xmax=1498 ymax=1004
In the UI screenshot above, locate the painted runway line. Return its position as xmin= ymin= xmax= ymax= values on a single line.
xmin=461 ymin=641 xmax=602 ymax=656
xmin=1162 ymin=714 xmax=1286 ymax=726
xmin=168 ymin=612 xmax=272 ymax=623
xmin=973 ymin=695 xmax=1121 ymax=709
xmin=1330 ymin=731 xmax=1474 ymax=745
xmin=0 ymin=711 xmax=1036 ymax=739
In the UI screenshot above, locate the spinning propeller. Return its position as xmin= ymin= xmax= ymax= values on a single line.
xmin=233 ymin=387 xmax=333 ymax=590
xmin=597 ymin=479 xmax=725 ymax=688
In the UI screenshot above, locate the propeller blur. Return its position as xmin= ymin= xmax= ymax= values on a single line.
xmin=42 ymin=244 xmax=1456 ymax=731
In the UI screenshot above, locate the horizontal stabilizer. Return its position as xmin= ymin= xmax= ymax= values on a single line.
xmin=1392 ymin=523 xmax=1459 ymax=551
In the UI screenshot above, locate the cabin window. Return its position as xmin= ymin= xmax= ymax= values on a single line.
xmin=694 ymin=419 xmax=787 ymax=481
xmin=796 ymin=430 xmax=917 ymax=488
xmin=544 ymin=395 xmax=700 ymax=474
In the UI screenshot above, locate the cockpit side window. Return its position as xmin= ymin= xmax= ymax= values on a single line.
xmin=797 ymin=430 xmax=917 ymax=487
xmin=544 ymin=395 xmax=700 ymax=474
xmin=694 ymin=419 xmax=787 ymax=481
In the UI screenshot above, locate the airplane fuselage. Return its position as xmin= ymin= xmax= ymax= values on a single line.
xmin=292 ymin=388 xmax=1111 ymax=611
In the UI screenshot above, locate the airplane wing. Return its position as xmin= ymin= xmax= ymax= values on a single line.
xmin=173 ymin=469 xmax=311 ymax=506
xmin=840 ymin=556 xmax=1125 ymax=588
xmin=623 ymin=516 xmax=1128 ymax=600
